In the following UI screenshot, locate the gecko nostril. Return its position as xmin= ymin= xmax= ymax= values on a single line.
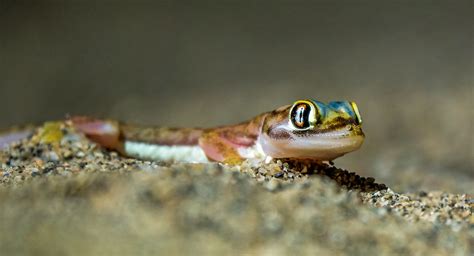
xmin=346 ymin=125 xmax=353 ymax=131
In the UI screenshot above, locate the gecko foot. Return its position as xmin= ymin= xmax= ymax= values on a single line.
xmin=69 ymin=116 xmax=124 ymax=152
xmin=198 ymin=130 xmax=247 ymax=165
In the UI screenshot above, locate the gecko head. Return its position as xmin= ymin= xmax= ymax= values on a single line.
xmin=258 ymin=99 xmax=365 ymax=160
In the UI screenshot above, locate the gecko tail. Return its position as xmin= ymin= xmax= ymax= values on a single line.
xmin=70 ymin=116 xmax=205 ymax=153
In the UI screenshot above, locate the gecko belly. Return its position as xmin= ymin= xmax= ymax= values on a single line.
xmin=124 ymin=141 xmax=209 ymax=163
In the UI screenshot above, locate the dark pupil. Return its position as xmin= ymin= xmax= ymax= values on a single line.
xmin=291 ymin=103 xmax=310 ymax=128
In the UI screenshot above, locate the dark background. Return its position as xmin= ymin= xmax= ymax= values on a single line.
xmin=0 ymin=1 xmax=472 ymax=192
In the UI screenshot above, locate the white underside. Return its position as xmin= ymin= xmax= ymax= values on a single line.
xmin=124 ymin=141 xmax=209 ymax=163
xmin=124 ymin=140 xmax=267 ymax=163
xmin=237 ymin=142 xmax=266 ymax=160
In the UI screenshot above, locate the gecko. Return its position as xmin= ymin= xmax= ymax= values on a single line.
xmin=0 ymin=100 xmax=364 ymax=164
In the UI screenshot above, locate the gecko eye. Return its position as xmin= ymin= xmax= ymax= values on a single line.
xmin=289 ymin=100 xmax=317 ymax=130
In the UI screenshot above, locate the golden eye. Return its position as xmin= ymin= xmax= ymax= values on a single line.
xmin=289 ymin=100 xmax=316 ymax=129
xmin=350 ymin=102 xmax=362 ymax=124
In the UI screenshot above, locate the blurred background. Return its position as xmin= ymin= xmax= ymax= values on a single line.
xmin=0 ymin=1 xmax=472 ymax=193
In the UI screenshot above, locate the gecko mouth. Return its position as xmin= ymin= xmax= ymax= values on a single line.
xmin=302 ymin=134 xmax=364 ymax=151
xmin=294 ymin=125 xmax=364 ymax=153
xmin=295 ymin=123 xmax=364 ymax=138
xmin=259 ymin=125 xmax=365 ymax=160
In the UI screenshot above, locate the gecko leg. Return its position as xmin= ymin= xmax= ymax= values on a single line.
xmin=198 ymin=129 xmax=256 ymax=165
xmin=69 ymin=116 xmax=124 ymax=153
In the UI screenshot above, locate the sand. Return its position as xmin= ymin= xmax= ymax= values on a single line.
xmin=0 ymin=123 xmax=472 ymax=255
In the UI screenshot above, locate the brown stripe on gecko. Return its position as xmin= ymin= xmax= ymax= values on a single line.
xmin=267 ymin=127 xmax=292 ymax=140
xmin=120 ymin=124 xmax=205 ymax=146
xmin=121 ymin=112 xmax=268 ymax=147
xmin=261 ymin=106 xmax=291 ymax=134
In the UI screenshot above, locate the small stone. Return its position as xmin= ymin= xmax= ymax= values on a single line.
xmin=42 ymin=167 xmax=54 ymax=174
xmin=44 ymin=151 xmax=60 ymax=162
xmin=31 ymin=171 xmax=40 ymax=177
xmin=93 ymin=151 xmax=104 ymax=158
xmin=418 ymin=191 xmax=428 ymax=197
xmin=256 ymin=175 xmax=266 ymax=183
xmin=63 ymin=150 xmax=73 ymax=159
xmin=258 ymin=168 xmax=268 ymax=175
xmin=301 ymin=166 xmax=308 ymax=174
xmin=264 ymin=178 xmax=280 ymax=191
xmin=14 ymin=175 xmax=23 ymax=183
xmin=274 ymin=171 xmax=284 ymax=178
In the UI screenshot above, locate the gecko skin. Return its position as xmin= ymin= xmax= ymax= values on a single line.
xmin=70 ymin=99 xmax=364 ymax=164
xmin=0 ymin=100 xmax=364 ymax=164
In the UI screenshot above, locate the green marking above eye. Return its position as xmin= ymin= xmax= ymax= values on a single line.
xmin=327 ymin=101 xmax=362 ymax=124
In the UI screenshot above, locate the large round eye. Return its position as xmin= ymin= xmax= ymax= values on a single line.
xmin=289 ymin=101 xmax=315 ymax=129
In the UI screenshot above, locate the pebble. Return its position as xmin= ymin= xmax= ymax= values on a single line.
xmin=13 ymin=175 xmax=23 ymax=183
xmin=264 ymin=178 xmax=280 ymax=191
xmin=44 ymin=151 xmax=60 ymax=162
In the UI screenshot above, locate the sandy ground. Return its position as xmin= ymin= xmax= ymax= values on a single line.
xmin=0 ymin=124 xmax=472 ymax=256
xmin=1 ymin=3 xmax=472 ymax=255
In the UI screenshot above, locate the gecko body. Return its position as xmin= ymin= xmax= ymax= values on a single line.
xmin=1 ymin=100 xmax=364 ymax=164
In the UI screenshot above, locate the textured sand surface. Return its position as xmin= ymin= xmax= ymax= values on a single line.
xmin=0 ymin=124 xmax=472 ymax=255
xmin=1 ymin=3 xmax=472 ymax=255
